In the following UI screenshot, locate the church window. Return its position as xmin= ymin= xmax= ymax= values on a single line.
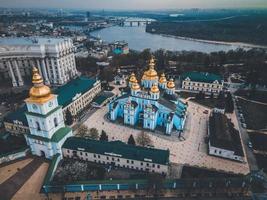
xmin=36 ymin=122 xmax=41 ymax=131
xmin=54 ymin=117 xmax=58 ymax=127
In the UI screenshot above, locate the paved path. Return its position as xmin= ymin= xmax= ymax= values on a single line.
xmin=0 ymin=158 xmax=33 ymax=184
xmin=12 ymin=162 xmax=49 ymax=200
xmin=83 ymin=101 xmax=250 ymax=175
xmin=0 ymin=157 xmax=44 ymax=200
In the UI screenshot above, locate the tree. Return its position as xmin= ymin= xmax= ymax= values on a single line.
xmin=127 ymin=134 xmax=136 ymax=146
xmin=87 ymin=128 xmax=99 ymax=140
xmin=76 ymin=124 xmax=89 ymax=137
xmin=65 ymin=109 xmax=73 ymax=125
xmin=225 ymin=92 xmax=234 ymax=113
xmin=136 ymin=131 xmax=152 ymax=147
xmin=147 ymin=173 xmax=164 ymax=198
xmin=100 ymin=130 xmax=108 ymax=141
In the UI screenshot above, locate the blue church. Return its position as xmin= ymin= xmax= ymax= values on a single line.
xmin=108 ymin=58 xmax=187 ymax=135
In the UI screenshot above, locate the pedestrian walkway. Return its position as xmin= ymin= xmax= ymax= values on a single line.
xmin=0 ymin=157 xmax=45 ymax=200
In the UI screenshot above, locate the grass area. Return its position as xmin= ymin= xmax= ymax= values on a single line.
xmin=52 ymin=158 xmax=151 ymax=185
xmin=255 ymin=154 xmax=267 ymax=173
xmin=236 ymin=98 xmax=267 ymax=130
xmin=235 ymin=89 xmax=267 ymax=104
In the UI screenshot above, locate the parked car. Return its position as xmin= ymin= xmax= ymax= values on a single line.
xmin=248 ymin=141 xmax=253 ymax=149
xmin=241 ymin=123 xmax=247 ymax=128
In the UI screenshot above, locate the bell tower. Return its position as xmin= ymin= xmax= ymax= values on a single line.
xmin=24 ymin=67 xmax=72 ymax=159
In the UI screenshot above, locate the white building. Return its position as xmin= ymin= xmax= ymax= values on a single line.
xmin=4 ymin=76 xmax=102 ymax=134
xmin=181 ymin=72 xmax=223 ymax=94
xmin=0 ymin=37 xmax=78 ymax=87
xmin=24 ymin=67 xmax=72 ymax=159
xmin=62 ymin=137 xmax=170 ymax=175
xmin=208 ymin=111 xmax=244 ymax=162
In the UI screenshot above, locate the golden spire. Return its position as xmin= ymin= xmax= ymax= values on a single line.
xmin=167 ymin=78 xmax=175 ymax=89
xmin=25 ymin=67 xmax=53 ymax=104
xmin=143 ymin=56 xmax=158 ymax=81
xmin=159 ymin=73 xmax=167 ymax=83
xmin=151 ymin=84 xmax=159 ymax=93
xmin=149 ymin=56 xmax=155 ymax=69
xmin=129 ymin=72 xmax=137 ymax=83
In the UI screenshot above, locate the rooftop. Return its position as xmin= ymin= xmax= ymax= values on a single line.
xmin=4 ymin=77 xmax=98 ymax=126
xmin=62 ymin=137 xmax=170 ymax=165
xmin=181 ymin=72 xmax=223 ymax=84
xmin=55 ymin=76 xmax=97 ymax=107
xmin=209 ymin=112 xmax=244 ymax=156
xmin=0 ymin=37 xmax=69 ymax=46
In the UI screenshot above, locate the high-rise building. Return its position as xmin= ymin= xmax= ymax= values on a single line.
xmin=24 ymin=67 xmax=72 ymax=159
xmin=0 ymin=37 xmax=78 ymax=87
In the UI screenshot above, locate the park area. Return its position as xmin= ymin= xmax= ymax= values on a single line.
xmin=52 ymin=158 xmax=154 ymax=185
xmin=235 ymin=89 xmax=267 ymax=104
xmin=236 ymin=97 xmax=267 ymax=130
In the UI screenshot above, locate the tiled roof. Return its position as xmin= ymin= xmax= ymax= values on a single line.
xmin=209 ymin=112 xmax=244 ymax=156
xmin=181 ymin=72 xmax=223 ymax=84
xmin=55 ymin=76 xmax=97 ymax=107
xmin=4 ymin=106 xmax=28 ymax=126
xmin=93 ymin=91 xmax=114 ymax=106
xmin=62 ymin=137 xmax=170 ymax=165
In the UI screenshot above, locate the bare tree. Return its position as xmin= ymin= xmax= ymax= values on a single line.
xmin=87 ymin=128 xmax=99 ymax=140
xmin=136 ymin=131 xmax=152 ymax=147
xmin=76 ymin=124 xmax=89 ymax=137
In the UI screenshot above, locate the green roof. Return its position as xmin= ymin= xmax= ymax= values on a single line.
xmin=4 ymin=106 xmax=28 ymax=126
xmin=4 ymin=77 xmax=97 ymax=126
xmin=93 ymin=91 xmax=114 ymax=105
xmin=181 ymin=72 xmax=223 ymax=84
xmin=27 ymin=126 xmax=71 ymax=143
xmin=62 ymin=137 xmax=169 ymax=165
xmin=55 ymin=76 xmax=97 ymax=107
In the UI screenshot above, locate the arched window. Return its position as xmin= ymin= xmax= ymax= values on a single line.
xmin=36 ymin=122 xmax=41 ymax=131
xmin=54 ymin=117 xmax=58 ymax=127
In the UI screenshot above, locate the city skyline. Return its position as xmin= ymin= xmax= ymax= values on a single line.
xmin=1 ymin=0 xmax=267 ymax=10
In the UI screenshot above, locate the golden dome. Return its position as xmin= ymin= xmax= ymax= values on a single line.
xmin=25 ymin=67 xmax=53 ymax=104
xmin=131 ymin=82 xmax=140 ymax=91
xmin=167 ymin=78 xmax=175 ymax=89
xmin=159 ymin=73 xmax=167 ymax=83
xmin=143 ymin=57 xmax=158 ymax=80
xmin=151 ymin=84 xmax=160 ymax=93
xmin=129 ymin=73 xmax=137 ymax=83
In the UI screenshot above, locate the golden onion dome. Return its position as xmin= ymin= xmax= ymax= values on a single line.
xmin=143 ymin=57 xmax=158 ymax=80
xmin=131 ymin=82 xmax=140 ymax=91
xmin=151 ymin=84 xmax=160 ymax=93
xmin=167 ymin=78 xmax=175 ymax=89
xmin=129 ymin=73 xmax=137 ymax=83
xmin=159 ymin=73 xmax=167 ymax=83
xmin=26 ymin=67 xmax=53 ymax=103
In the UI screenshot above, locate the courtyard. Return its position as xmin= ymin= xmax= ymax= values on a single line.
xmin=82 ymin=97 xmax=250 ymax=175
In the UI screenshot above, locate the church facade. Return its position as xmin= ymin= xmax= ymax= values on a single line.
xmin=24 ymin=67 xmax=73 ymax=159
xmin=109 ymin=58 xmax=187 ymax=135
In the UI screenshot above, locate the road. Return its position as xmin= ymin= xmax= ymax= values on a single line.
xmin=232 ymin=96 xmax=259 ymax=171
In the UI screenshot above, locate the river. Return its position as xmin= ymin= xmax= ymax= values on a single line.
xmin=90 ymin=26 xmax=253 ymax=53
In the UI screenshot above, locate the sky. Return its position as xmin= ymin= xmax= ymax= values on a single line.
xmin=1 ymin=0 xmax=267 ymax=10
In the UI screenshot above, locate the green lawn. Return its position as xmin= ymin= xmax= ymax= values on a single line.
xmin=235 ymin=90 xmax=267 ymax=104
xmin=237 ymin=98 xmax=267 ymax=130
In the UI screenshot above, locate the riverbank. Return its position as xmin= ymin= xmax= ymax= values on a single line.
xmin=149 ymin=32 xmax=267 ymax=50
